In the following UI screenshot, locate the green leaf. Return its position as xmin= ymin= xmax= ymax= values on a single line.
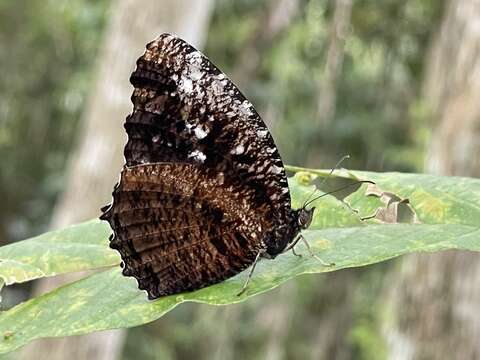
xmin=286 ymin=167 xmax=480 ymax=226
xmin=0 ymin=169 xmax=479 ymax=353
xmin=0 ymin=220 xmax=119 ymax=285
xmin=1 ymin=223 xmax=478 ymax=353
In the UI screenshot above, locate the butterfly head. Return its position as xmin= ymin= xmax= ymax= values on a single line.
xmin=296 ymin=206 xmax=315 ymax=229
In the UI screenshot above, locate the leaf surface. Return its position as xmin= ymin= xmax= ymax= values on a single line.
xmin=1 ymin=169 xmax=479 ymax=353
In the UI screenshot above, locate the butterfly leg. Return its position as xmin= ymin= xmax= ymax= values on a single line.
xmin=339 ymin=198 xmax=377 ymax=221
xmin=291 ymin=246 xmax=302 ymax=257
xmin=237 ymin=250 xmax=264 ymax=296
xmin=283 ymin=236 xmax=303 ymax=257
xmin=288 ymin=235 xmax=335 ymax=267
xmin=300 ymin=235 xmax=335 ymax=266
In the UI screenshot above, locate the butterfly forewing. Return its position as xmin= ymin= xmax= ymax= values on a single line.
xmin=125 ymin=34 xmax=291 ymax=215
xmin=101 ymin=34 xmax=301 ymax=299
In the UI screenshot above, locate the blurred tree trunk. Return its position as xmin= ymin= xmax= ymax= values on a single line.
xmin=384 ymin=1 xmax=480 ymax=359
xmin=261 ymin=282 xmax=296 ymax=360
xmin=307 ymin=1 xmax=355 ymax=358
xmin=316 ymin=0 xmax=352 ymax=126
xmin=310 ymin=272 xmax=355 ymax=360
xmin=232 ymin=0 xmax=299 ymax=92
xmin=307 ymin=0 xmax=353 ymax=167
xmin=20 ymin=1 xmax=213 ymax=359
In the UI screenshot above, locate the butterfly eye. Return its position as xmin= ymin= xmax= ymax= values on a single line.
xmin=298 ymin=208 xmax=315 ymax=229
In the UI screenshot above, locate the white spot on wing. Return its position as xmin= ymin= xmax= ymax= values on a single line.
xmin=189 ymin=66 xmax=203 ymax=81
xmin=239 ymin=100 xmax=253 ymax=117
xmin=257 ymin=129 xmax=269 ymax=138
xmin=180 ymin=77 xmax=193 ymax=93
xmin=230 ymin=144 xmax=245 ymax=155
xmin=217 ymin=172 xmax=225 ymax=185
xmin=271 ymin=165 xmax=283 ymax=174
xmin=188 ymin=150 xmax=206 ymax=162
xmin=186 ymin=52 xmax=203 ymax=80
xmin=194 ymin=126 xmax=208 ymax=139
xmin=211 ymin=79 xmax=225 ymax=95
xmin=188 ymin=51 xmax=202 ymax=64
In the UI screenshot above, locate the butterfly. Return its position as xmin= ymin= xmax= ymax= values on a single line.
xmin=100 ymin=33 xmax=318 ymax=300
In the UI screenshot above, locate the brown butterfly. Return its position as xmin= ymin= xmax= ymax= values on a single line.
xmin=100 ymin=34 xmax=318 ymax=300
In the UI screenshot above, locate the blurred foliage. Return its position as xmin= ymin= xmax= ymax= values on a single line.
xmin=0 ymin=0 xmax=448 ymax=359
xmin=149 ymin=1 xmax=445 ymax=359
xmin=206 ymin=0 xmax=443 ymax=172
xmin=0 ymin=0 xmax=109 ymax=242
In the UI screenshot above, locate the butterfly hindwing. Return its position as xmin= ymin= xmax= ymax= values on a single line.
xmin=102 ymin=163 xmax=267 ymax=298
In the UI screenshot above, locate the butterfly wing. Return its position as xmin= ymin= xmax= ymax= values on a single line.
xmin=124 ymin=34 xmax=292 ymax=224
xmin=101 ymin=34 xmax=299 ymax=298
xmin=101 ymin=163 xmax=267 ymax=299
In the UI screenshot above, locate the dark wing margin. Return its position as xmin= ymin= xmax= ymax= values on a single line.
xmin=100 ymin=163 xmax=268 ymax=299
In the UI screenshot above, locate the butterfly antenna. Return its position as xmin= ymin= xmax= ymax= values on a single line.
xmin=304 ymin=180 xmax=375 ymax=208
xmin=302 ymin=154 xmax=351 ymax=208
